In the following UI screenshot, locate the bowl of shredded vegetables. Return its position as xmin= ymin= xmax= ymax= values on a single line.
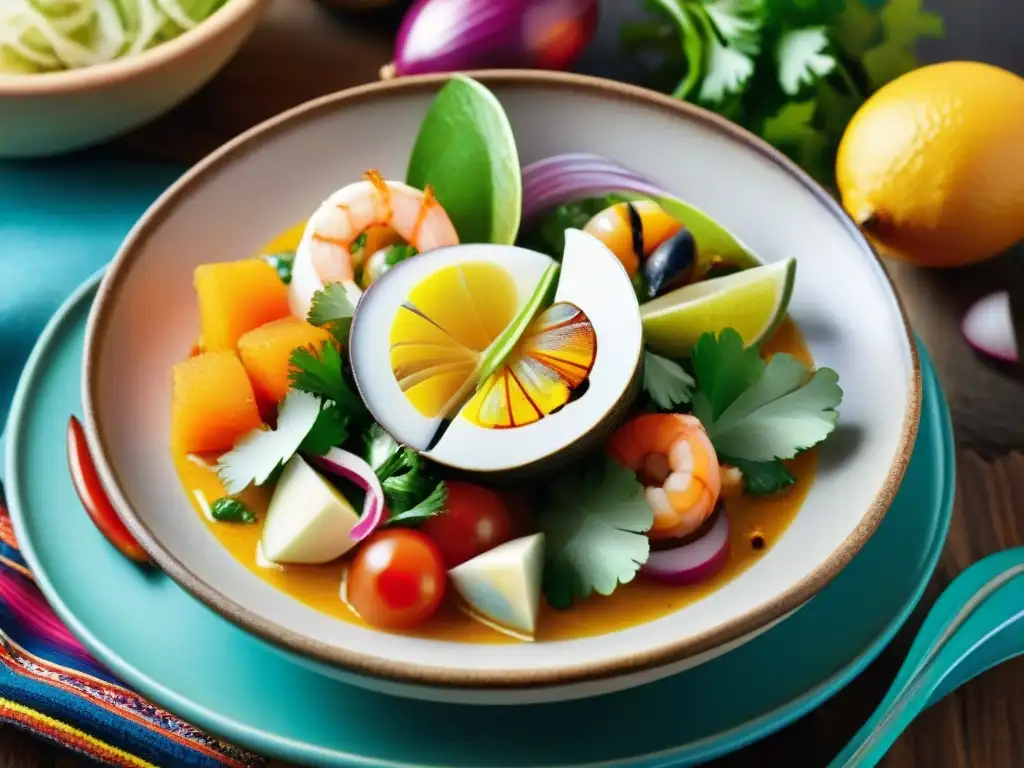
xmin=0 ymin=0 xmax=269 ymax=157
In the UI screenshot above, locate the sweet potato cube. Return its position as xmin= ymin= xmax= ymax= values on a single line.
xmin=194 ymin=260 xmax=291 ymax=352
xmin=238 ymin=317 xmax=333 ymax=407
xmin=171 ymin=351 xmax=263 ymax=454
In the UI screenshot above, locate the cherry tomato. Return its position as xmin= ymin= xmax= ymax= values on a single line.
xmin=419 ymin=482 xmax=513 ymax=568
xmin=346 ymin=529 xmax=446 ymax=630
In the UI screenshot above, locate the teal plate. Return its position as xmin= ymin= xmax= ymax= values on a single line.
xmin=5 ymin=271 xmax=953 ymax=768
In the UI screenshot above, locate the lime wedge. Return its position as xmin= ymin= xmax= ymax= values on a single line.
xmin=640 ymin=258 xmax=796 ymax=357
xmin=406 ymin=76 xmax=522 ymax=245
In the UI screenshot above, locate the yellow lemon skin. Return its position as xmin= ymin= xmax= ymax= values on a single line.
xmin=837 ymin=61 xmax=1024 ymax=268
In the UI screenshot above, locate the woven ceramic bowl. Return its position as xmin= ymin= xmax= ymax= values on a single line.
xmin=0 ymin=0 xmax=268 ymax=158
xmin=82 ymin=71 xmax=921 ymax=705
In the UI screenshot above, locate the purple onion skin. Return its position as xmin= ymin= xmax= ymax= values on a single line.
xmin=390 ymin=0 xmax=598 ymax=77
xmin=520 ymin=153 xmax=666 ymax=223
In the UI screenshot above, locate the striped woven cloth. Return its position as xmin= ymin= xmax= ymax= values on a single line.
xmin=0 ymin=480 xmax=265 ymax=767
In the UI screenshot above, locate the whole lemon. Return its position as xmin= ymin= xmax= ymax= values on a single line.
xmin=836 ymin=61 xmax=1024 ymax=267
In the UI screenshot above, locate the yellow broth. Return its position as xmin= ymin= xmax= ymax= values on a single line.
xmin=173 ymin=224 xmax=817 ymax=643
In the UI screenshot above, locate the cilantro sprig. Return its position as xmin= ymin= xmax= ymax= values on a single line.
xmin=691 ymin=328 xmax=842 ymax=463
xmin=536 ymin=456 xmax=653 ymax=609
xmin=364 ymin=425 xmax=447 ymax=525
xmin=624 ymin=0 xmax=945 ymax=184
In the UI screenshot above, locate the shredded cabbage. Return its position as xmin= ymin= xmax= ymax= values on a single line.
xmin=0 ymin=0 xmax=228 ymax=74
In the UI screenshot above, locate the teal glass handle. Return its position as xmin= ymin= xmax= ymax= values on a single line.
xmin=829 ymin=548 xmax=1024 ymax=768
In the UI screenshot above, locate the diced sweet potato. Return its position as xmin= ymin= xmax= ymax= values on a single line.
xmin=194 ymin=260 xmax=291 ymax=352
xmin=172 ymin=351 xmax=263 ymax=454
xmin=238 ymin=317 xmax=333 ymax=409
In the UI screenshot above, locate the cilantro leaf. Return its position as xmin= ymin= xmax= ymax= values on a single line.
xmin=307 ymin=283 xmax=355 ymax=342
xmin=642 ymin=350 xmax=694 ymax=410
xmin=696 ymin=12 xmax=756 ymax=104
xmin=288 ymin=341 xmax=367 ymax=421
xmin=646 ymin=0 xmax=705 ymax=99
xmin=216 ymin=391 xmax=320 ymax=494
xmin=691 ymin=328 xmax=765 ymax=422
xmin=536 ymin=456 xmax=653 ymax=609
xmin=363 ymin=424 xmax=446 ymax=524
xmin=721 ymin=456 xmax=796 ymax=496
xmin=704 ymin=353 xmax=842 ymax=461
xmin=387 ymin=480 xmax=447 ymax=525
xmin=299 ymin=401 xmax=349 ymax=456
xmin=210 ymin=497 xmax=256 ymax=524
xmin=776 ymin=27 xmax=836 ymax=95
xmin=761 ymin=100 xmax=830 ymax=183
xmin=861 ymin=0 xmax=943 ymax=88
xmin=703 ymin=0 xmax=764 ymax=55
xmin=834 ymin=0 xmax=882 ymax=57
xmin=261 ymin=251 xmax=294 ymax=285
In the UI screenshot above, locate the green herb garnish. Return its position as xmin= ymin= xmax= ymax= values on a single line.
xmin=307 ymin=283 xmax=355 ymax=343
xmin=262 ymin=251 xmax=295 ymax=284
xmin=723 ymin=456 xmax=797 ymax=496
xmin=210 ymin=497 xmax=256 ymax=524
xmin=536 ymin=456 xmax=653 ymax=609
xmin=642 ymin=350 xmax=694 ymax=410
xmin=691 ymin=328 xmax=843 ymax=463
xmin=299 ymin=401 xmax=349 ymax=456
xmin=364 ymin=425 xmax=447 ymax=524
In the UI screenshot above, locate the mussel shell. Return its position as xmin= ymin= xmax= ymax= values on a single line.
xmin=643 ymin=228 xmax=697 ymax=299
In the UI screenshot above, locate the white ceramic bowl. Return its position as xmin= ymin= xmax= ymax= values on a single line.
xmin=82 ymin=71 xmax=921 ymax=705
xmin=0 ymin=0 xmax=268 ymax=158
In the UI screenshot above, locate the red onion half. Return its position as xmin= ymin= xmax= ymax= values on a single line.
xmin=962 ymin=291 xmax=1018 ymax=363
xmin=383 ymin=0 xmax=599 ymax=79
xmin=313 ymin=447 xmax=386 ymax=542
xmin=641 ymin=511 xmax=730 ymax=585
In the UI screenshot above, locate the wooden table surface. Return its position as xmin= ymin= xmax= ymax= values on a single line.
xmin=8 ymin=1 xmax=1024 ymax=765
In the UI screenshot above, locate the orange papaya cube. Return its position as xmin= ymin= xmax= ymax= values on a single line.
xmin=171 ymin=351 xmax=263 ymax=454
xmin=194 ymin=260 xmax=291 ymax=351
xmin=238 ymin=317 xmax=333 ymax=407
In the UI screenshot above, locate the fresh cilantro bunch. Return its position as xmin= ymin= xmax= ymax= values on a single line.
xmin=364 ymin=424 xmax=447 ymax=525
xmin=623 ymin=0 xmax=944 ymax=184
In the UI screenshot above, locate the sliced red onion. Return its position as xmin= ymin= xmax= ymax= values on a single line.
xmin=963 ymin=291 xmax=1018 ymax=363
xmin=520 ymin=152 xmax=667 ymax=223
xmin=383 ymin=0 xmax=598 ymax=78
xmin=313 ymin=447 xmax=385 ymax=542
xmin=641 ymin=511 xmax=730 ymax=585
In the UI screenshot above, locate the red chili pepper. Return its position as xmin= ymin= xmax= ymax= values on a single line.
xmin=66 ymin=416 xmax=150 ymax=565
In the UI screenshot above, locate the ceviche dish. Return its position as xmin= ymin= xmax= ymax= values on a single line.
xmin=170 ymin=76 xmax=844 ymax=643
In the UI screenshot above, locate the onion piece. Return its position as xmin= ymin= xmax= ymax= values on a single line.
xmin=962 ymin=291 xmax=1018 ymax=364
xmin=641 ymin=511 xmax=730 ymax=585
xmin=520 ymin=152 xmax=667 ymax=223
xmin=383 ymin=0 xmax=598 ymax=79
xmin=312 ymin=447 xmax=385 ymax=542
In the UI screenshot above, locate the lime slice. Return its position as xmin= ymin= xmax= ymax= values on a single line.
xmin=406 ymin=76 xmax=522 ymax=245
xmin=640 ymin=258 xmax=796 ymax=357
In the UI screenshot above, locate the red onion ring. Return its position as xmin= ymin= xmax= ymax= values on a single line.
xmin=313 ymin=447 xmax=385 ymax=542
xmin=641 ymin=511 xmax=730 ymax=585
xmin=520 ymin=152 xmax=667 ymax=223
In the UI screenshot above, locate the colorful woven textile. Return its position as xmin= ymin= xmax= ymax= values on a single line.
xmin=0 ymin=482 xmax=265 ymax=767
xmin=0 ymin=159 xmax=267 ymax=767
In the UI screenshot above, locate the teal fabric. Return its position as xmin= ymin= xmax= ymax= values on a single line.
xmin=0 ymin=160 xmax=181 ymax=429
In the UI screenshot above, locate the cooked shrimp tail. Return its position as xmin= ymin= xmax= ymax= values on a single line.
xmin=606 ymin=413 xmax=722 ymax=540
